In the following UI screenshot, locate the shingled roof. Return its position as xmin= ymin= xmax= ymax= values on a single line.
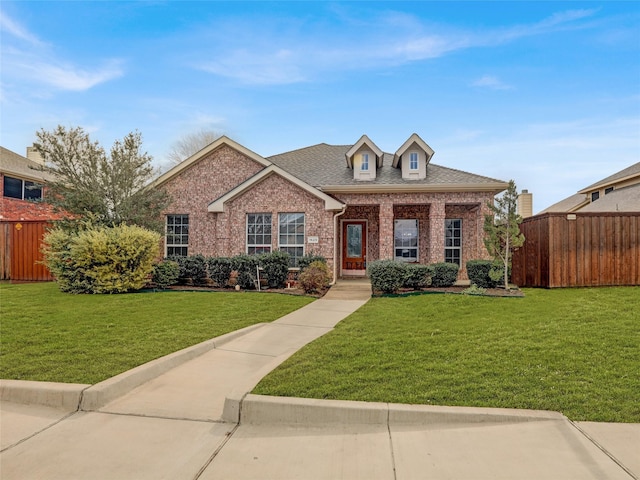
xmin=267 ymin=143 xmax=507 ymax=192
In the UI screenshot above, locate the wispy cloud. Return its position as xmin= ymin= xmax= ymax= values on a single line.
xmin=0 ymin=12 xmax=123 ymax=94
xmin=189 ymin=8 xmax=599 ymax=85
xmin=471 ymin=75 xmax=514 ymax=91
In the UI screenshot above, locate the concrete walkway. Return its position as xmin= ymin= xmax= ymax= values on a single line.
xmin=1 ymin=279 xmax=639 ymax=479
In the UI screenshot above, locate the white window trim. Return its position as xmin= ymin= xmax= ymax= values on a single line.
xmin=409 ymin=152 xmax=419 ymax=171
xmin=165 ymin=214 xmax=189 ymax=257
xmin=246 ymin=213 xmax=273 ymax=255
xmin=394 ymin=219 xmax=419 ymax=262
xmin=278 ymin=212 xmax=305 ymax=266
xmin=361 ymin=153 xmax=369 ymax=171
xmin=444 ymin=218 xmax=462 ymax=265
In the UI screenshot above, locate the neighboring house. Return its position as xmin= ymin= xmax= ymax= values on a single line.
xmin=0 ymin=146 xmax=63 ymax=280
xmin=152 ymin=134 xmax=509 ymax=280
xmin=542 ymin=162 xmax=640 ymax=213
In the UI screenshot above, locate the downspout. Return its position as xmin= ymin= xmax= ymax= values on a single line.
xmin=330 ymin=205 xmax=347 ymax=285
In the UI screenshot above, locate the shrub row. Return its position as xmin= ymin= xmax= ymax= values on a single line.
xmin=161 ymin=252 xmax=327 ymax=290
xmin=368 ymin=260 xmax=459 ymax=294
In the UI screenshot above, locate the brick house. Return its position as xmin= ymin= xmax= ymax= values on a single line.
xmin=152 ymin=134 xmax=508 ymax=280
xmin=0 ymin=146 xmax=65 ymax=280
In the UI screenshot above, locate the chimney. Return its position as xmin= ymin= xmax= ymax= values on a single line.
xmin=26 ymin=146 xmax=44 ymax=165
xmin=517 ymin=189 xmax=533 ymax=218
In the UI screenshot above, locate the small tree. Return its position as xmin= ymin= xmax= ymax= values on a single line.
xmin=483 ymin=180 xmax=525 ymax=289
xmin=34 ymin=126 xmax=169 ymax=233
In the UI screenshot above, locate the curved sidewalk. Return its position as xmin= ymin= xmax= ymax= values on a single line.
xmin=1 ymin=279 xmax=639 ymax=479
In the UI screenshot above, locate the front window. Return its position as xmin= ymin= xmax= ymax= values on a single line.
xmin=247 ymin=213 xmax=272 ymax=255
xmin=361 ymin=153 xmax=369 ymax=171
xmin=166 ymin=214 xmax=189 ymax=257
xmin=444 ymin=219 xmax=462 ymax=266
xmin=279 ymin=213 xmax=305 ymax=267
xmin=605 ymin=187 xmax=614 ymax=195
xmin=409 ymin=152 xmax=419 ymax=170
xmin=591 ymin=191 xmax=600 ymax=202
xmin=394 ymin=219 xmax=418 ymax=262
xmin=3 ymin=176 xmax=42 ymax=200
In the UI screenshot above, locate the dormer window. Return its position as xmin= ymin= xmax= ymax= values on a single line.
xmin=361 ymin=153 xmax=369 ymax=171
xmin=409 ymin=152 xmax=418 ymax=170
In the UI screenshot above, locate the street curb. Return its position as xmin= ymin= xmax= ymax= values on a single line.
xmin=80 ymin=323 xmax=267 ymax=411
xmin=1 ymin=325 xmax=267 ymax=412
xmin=0 ymin=380 xmax=90 ymax=411
xmin=237 ymin=394 xmax=566 ymax=426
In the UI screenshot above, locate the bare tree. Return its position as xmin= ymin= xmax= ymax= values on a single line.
xmin=166 ymin=129 xmax=222 ymax=165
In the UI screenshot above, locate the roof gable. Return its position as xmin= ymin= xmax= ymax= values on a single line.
xmin=578 ymin=162 xmax=640 ymax=194
xmin=345 ymin=135 xmax=384 ymax=169
xmin=151 ymin=136 xmax=271 ymax=188
xmin=208 ymin=165 xmax=345 ymax=212
xmin=392 ymin=133 xmax=434 ymax=168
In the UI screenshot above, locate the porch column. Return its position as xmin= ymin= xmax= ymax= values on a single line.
xmin=379 ymin=202 xmax=394 ymax=260
xmin=478 ymin=200 xmax=492 ymax=258
xmin=429 ymin=201 xmax=445 ymax=263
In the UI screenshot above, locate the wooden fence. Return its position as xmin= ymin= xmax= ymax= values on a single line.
xmin=0 ymin=221 xmax=53 ymax=281
xmin=511 ymin=212 xmax=640 ymax=288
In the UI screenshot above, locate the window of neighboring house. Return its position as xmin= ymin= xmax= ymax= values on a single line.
xmin=247 ymin=213 xmax=272 ymax=255
xmin=605 ymin=187 xmax=614 ymax=195
xmin=394 ymin=219 xmax=418 ymax=262
xmin=591 ymin=191 xmax=600 ymax=202
xmin=444 ymin=219 xmax=462 ymax=266
xmin=3 ymin=176 xmax=42 ymax=200
xmin=279 ymin=213 xmax=305 ymax=267
xmin=361 ymin=153 xmax=369 ymax=171
xmin=166 ymin=214 xmax=189 ymax=257
xmin=409 ymin=152 xmax=419 ymax=170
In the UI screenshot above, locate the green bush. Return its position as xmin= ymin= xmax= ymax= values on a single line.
xmin=259 ymin=251 xmax=290 ymax=288
xmin=466 ymin=260 xmax=498 ymax=288
xmin=152 ymin=261 xmax=180 ymax=289
xmin=298 ymin=260 xmax=332 ymax=293
xmin=231 ymin=254 xmax=259 ymax=289
xmin=404 ymin=264 xmax=433 ymax=289
xmin=368 ymin=260 xmax=407 ymax=294
xmin=181 ymin=254 xmax=208 ymax=285
xmin=430 ymin=262 xmax=459 ymax=287
xmin=43 ymin=224 xmax=160 ymax=294
xmin=207 ymin=257 xmax=232 ymax=287
xmin=297 ymin=253 xmax=327 ymax=271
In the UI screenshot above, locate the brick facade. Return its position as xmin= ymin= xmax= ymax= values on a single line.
xmin=159 ymin=142 xmax=497 ymax=281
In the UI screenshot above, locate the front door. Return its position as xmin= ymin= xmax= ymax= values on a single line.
xmin=342 ymin=221 xmax=367 ymax=273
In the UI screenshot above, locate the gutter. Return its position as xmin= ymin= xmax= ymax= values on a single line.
xmin=321 ymin=182 xmax=509 ymax=194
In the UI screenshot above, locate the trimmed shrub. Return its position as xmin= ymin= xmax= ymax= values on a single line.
xmin=466 ymin=259 xmax=498 ymax=288
xmin=181 ymin=254 xmax=208 ymax=285
xmin=152 ymin=260 xmax=180 ymax=289
xmin=368 ymin=260 xmax=407 ymax=294
xmin=259 ymin=251 xmax=290 ymax=288
xmin=166 ymin=255 xmax=188 ymax=283
xmin=42 ymin=224 xmax=160 ymax=294
xmin=404 ymin=264 xmax=433 ymax=289
xmin=297 ymin=253 xmax=327 ymax=271
xmin=430 ymin=262 xmax=459 ymax=287
xmin=231 ymin=254 xmax=259 ymax=289
xmin=207 ymin=257 xmax=232 ymax=288
xmin=298 ymin=260 xmax=332 ymax=293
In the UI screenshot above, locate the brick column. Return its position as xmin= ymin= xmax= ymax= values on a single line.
xmin=429 ymin=201 xmax=445 ymax=263
xmin=478 ymin=199 xmax=492 ymax=258
xmin=379 ymin=202 xmax=394 ymax=260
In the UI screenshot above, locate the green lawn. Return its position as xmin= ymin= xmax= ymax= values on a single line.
xmin=254 ymin=287 xmax=640 ymax=423
xmin=0 ymin=282 xmax=313 ymax=384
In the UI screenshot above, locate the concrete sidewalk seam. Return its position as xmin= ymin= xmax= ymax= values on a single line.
xmin=93 ymin=410 xmax=227 ymax=425
xmin=569 ymin=420 xmax=638 ymax=480
xmin=0 ymin=410 xmax=79 ymax=454
xmin=192 ymin=422 xmax=240 ymax=480
xmin=386 ymin=404 xmax=398 ymax=480
xmin=215 ymin=348 xmax=277 ymax=357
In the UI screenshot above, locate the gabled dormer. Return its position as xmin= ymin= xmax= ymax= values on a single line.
xmin=345 ymin=135 xmax=383 ymax=181
xmin=392 ymin=133 xmax=434 ymax=180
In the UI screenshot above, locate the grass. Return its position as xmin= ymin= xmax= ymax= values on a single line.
xmin=0 ymin=282 xmax=313 ymax=384
xmin=254 ymin=287 xmax=640 ymax=423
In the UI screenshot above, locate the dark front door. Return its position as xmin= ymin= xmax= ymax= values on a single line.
xmin=342 ymin=221 xmax=367 ymax=271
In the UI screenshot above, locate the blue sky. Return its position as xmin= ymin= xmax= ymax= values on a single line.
xmin=1 ymin=1 xmax=638 ymax=212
